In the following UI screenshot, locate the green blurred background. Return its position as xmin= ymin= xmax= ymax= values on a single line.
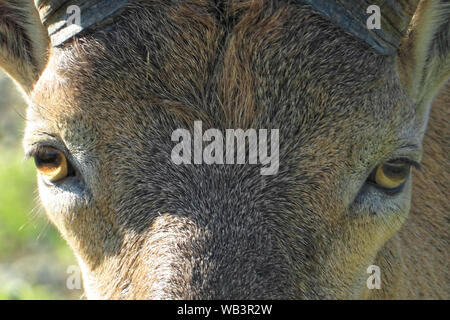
xmin=0 ymin=71 xmax=81 ymax=299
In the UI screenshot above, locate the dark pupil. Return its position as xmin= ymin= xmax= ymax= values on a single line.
xmin=382 ymin=163 xmax=410 ymax=180
xmin=35 ymin=149 xmax=61 ymax=168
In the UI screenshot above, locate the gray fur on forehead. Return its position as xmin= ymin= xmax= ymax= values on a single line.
xmin=54 ymin=0 xmax=398 ymax=114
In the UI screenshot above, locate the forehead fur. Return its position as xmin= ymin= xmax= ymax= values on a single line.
xmin=33 ymin=0 xmax=412 ymax=126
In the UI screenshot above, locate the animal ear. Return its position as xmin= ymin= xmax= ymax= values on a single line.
xmin=0 ymin=0 xmax=50 ymax=93
xmin=397 ymin=0 xmax=450 ymax=110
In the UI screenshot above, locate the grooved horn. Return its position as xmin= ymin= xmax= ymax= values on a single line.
xmin=302 ymin=0 xmax=421 ymax=55
xmin=34 ymin=0 xmax=130 ymax=47
xmin=35 ymin=0 xmax=421 ymax=53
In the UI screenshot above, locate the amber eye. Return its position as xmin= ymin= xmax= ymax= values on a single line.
xmin=33 ymin=147 xmax=72 ymax=183
xmin=368 ymin=160 xmax=412 ymax=191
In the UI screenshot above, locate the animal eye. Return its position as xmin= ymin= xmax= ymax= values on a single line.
xmin=33 ymin=146 xmax=73 ymax=183
xmin=368 ymin=160 xmax=412 ymax=192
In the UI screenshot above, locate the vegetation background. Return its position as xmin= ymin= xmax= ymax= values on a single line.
xmin=0 ymin=70 xmax=81 ymax=299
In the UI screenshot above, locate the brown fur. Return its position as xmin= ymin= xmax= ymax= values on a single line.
xmin=0 ymin=0 xmax=448 ymax=299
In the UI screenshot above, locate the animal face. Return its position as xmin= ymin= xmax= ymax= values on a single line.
xmin=1 ymin=0 xmax=449 ymax=299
